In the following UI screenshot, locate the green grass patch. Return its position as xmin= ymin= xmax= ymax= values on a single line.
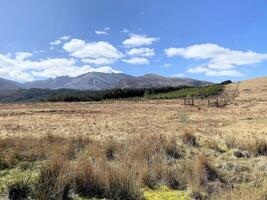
xmin=145 ymin=84 xmax=224 ymax=99
xmin=0 ymin=167 xmax=38 ymax=194
xmin=144 ymin=186 xmax=190 ymax=200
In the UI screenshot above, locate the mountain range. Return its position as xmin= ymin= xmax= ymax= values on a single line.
xmin=0 ymin=72 xmax=211 ymax=91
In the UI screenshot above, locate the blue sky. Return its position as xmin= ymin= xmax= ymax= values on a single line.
xmin=0 ymin=0 xmax=267 ymax=83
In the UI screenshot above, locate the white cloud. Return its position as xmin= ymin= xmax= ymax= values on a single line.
xmin=63 ymin=39 xmax=123 ymax=65
xmin=121 ymin=28 xmax=129 ymax=33
xmin=95 ymin=27 xmax=110 ymax=35
xmin=123 ymin=34 xmax=159 ymax=47
xmin=50 ymin=36 xmax=71 ymax=47
xmin=165 ymin=43 xmax=267 ymax=77
xmin=15 ymin=52 xmax=33 ymax=61
xmin=163 ymin=63 xmax=171 ymax=68
xmin=31 ymin=65 xmax=121 ymax=78
xmin=81 ymin=58 xmax=114 ymax=65
xmin=95 ymin=31 xmax=108 ymax=35
xmin=0 ymin=53 xmax=121 ymax=82
xmin=60 ymin=35 xmax=71 ymax=40
xmin=187 ymin=65 xmax=243 ymax=77
xmin=206 ymin=70 xmax=243 ymax=77
xmin=126 ymin=48 xmax=155 ymax=57
xmin=50 ymin=40 xmax=61 ymax=46
xmin=63 ymin=39 xmax=86 ymax=52
xmin=122 ymin=57 xmax=149 ymax=65
xmin=172 ymin=73 xmax=185 ymax=78
xmin=187 ymin=65 xmax=210 ymax=73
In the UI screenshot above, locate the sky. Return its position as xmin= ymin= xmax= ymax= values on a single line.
xmin=0 ymin=0 xmax=267 ymax=83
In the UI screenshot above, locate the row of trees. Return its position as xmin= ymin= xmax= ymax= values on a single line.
xmin=42 ymin=86 xmax=190 ymax=102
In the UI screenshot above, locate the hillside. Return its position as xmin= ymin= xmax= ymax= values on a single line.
xmin=226 ymin=76 xmax=267 ymax=101
xmin=116 ymin=74 xmax=211 ymax=88
xmin=0 ymin=78 xmax=23 ymax=90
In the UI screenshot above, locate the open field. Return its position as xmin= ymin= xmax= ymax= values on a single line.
xmin=0 ymin=77 xmax=266 ymax=199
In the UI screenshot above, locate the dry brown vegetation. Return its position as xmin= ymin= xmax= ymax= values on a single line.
xmin=0 ymin=77 xmax=266 ymax=199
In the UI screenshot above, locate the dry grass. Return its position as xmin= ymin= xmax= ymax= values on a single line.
xmin=225 ymin=135 xmax=267 ymax=156
xmin=181 ymin=130 xmax=198 ymax=146
xmin=212 ymin=182 xmax=267 ymax=200
xmin=0 ymin=77 xmax=267 ymax=199
xmin=36 ymin=154 xmax=72 ymax=200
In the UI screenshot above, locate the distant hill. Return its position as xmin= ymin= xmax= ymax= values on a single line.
xmin=0 ymin=78 xmax=23 ymax=90
xmin=116 ymin=74 xmax=211 ymax=88
xmin=0 ymin=72 xmax=211 ymax=91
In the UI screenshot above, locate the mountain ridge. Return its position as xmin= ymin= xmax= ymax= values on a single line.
xmin=0 ymin=72 xmax=211 ymax=91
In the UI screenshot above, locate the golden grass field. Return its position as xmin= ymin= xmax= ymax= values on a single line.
xmin=0 ymin=77 xmax=266 ymax=199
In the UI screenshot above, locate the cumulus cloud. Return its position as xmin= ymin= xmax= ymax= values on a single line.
xmin=126 ymin=48 xmax=155 ymax=57
xmin=122 ymin=57 xmax=149 ymax=65
xmin=15 ymin=52 xmax=33 ymax=61
xmin=50 ymin=40 xmax=61 ymax=46
xmin=60 ymin=35 xmax=71 ymax=40
xmin=0 ymin=53 xmax=121 ymax=82
xmin=63 ymin=39 xmax=123 ymax=65
xmin=95 ymin=27 xmax=110 ymax=35
xmin=123 ymin=34 xmax=159 ymax=47
xmin=165 ymin=43 xmax=267 ymax=77
xmin=81 ymin=58 xmax=114 ymax=65
xmin=50 ymin=36 xmax=71 ymax=47
xmin=187 ymin=65 xmax=244 ymax=77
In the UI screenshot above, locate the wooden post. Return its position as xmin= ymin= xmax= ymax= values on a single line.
xmin=216 ymin=98 xmax=219 ymax=107
xmin=192 ymin=96 xmax=194 ymax=106
xmin=208 ymin=98 xmax=210 ymax=107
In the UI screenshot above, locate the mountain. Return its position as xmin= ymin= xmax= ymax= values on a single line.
xmin=62 ymin=72 xmax=132 ymax=90
xmin=24 ymin=76 xmax=73 ymax=89
xmin=23 ymin=72 xmax=133 ymax=90
xmin=0 ymin=78 xmax=23 ymax=90
xmin=0 ymin=72 xmax=211 ymax=91
xmin=116 ymin=74 xmax=211 ymax=88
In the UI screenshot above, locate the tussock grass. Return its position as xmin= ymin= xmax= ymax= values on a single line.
xmin=0 ymin=131 xmax=265 ymax=199
xmin=225 ymin=135 xmax=267 ymax=156
xmin=211 ymin=182 xmax=267 ymax=200
xmin=36 ymin=154 xmax=72 ymax=200
xmin=181 ymin=130 xmax=198 ymax=146
xmin=185 ymin=155 xmax=224 ymax=194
